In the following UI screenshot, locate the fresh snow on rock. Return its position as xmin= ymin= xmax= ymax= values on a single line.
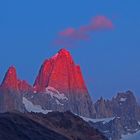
xmin=33 ymin=90 xmax=37 ymax=93
xmin=80 ymin=116 xmax=115 ymax=124
xmin=120 ymin=97 xmax=127 ymax=102
xmin=52 ymin=53 xmax=58 ymax=59
xmin=121 ymin=131 xmax=140 ymax=140
xmin=55 ymin=99 xmax=64 ymax=106
xmin=23 ymin=97 xmax=52 ymax=114
xmin=45 ymin=86 xmax=68 ymax=100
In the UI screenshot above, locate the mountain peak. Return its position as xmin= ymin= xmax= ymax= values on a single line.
xmin=34 ymin=48 xmax=88 ymax=95
xmin=58 ymin=48 xmax=70 ymax=55
xmin=32 ymin=48 xmax=96 ymax=117
xmin=1 ymin=66 xmax=18 ymax=90
xmin=50 ymin=49 xmax=71 ymax=61
xmin=1 ymin=66 xmax=32 ymax=92
xmin=7 ymin=65 xmax=16 ymax=72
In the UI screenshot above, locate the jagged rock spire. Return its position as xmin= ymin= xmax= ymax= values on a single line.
xmin=34 ymin=48 xmax=88 ymax=95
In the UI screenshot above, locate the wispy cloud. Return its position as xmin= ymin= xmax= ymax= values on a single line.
xmin=54 ymin=16 xmax=114 ymax=47
xmin=59 ymin=28 xmax=89 ymax=40
xmin=80 ymin=16 xmax=113 ymax=32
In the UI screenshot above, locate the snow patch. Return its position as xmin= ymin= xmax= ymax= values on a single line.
xmin=33 ymin=91 xmax=37 ymax=93
xmin=55 ymin=99 xmax=64 ymax=106
xmin=23 ymin=97 xmax=52 ymax=114
xmin=120 ymin=97 xmax=127 ymax=102
xmin=121 ymin=131 xmax=140 ymax=140
xmin=81 ymin=116 xmax=115 ymax=124
xmin=45 ymin=86 xmax=68 ymax=101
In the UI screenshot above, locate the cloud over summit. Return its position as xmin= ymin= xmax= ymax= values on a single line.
xmin=55 ymin=16 xmax=114 ymax=46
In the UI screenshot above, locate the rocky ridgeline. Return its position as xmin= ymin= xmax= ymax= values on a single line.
xmin=0 ymin=49 xmax=140 ymax=140
xmin=0 ymin=49 xmax=95 ymax=117
xmin=94 ymin=90 xmax=140 ymax=120
xmin=92 ymin=91 xmax=140 ymax=140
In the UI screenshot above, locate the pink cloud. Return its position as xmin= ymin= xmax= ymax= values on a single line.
xmin=55 ymin=16 xmax=114 ymax=47
xmin=59 ymin=27 xmax=89 ymax=40
xmin=80 ymin=16 xmax=114 ymax=32
xmin=59 ymin=28 xmax=75 ymax=36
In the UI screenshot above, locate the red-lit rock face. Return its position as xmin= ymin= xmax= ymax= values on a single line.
xmin=1 ymin=66 xmax=19 ymax=90
xmin=0 ymin=49 xmax=95 ymax=117
xmin=1 ymin=66 xmax=32 ymax=92
xmin=74 ymin=65 xmax=88 ymax=94
xmin=34 ymin=49 xmax=88 ymax=95
xmin=1 ymin=49 xmax=89 ymax=95
xmin=18 ymin=80 xmax=33 ymax=92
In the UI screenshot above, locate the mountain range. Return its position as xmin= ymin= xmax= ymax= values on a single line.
xmin=0 ymin=48 xmax=140 ymax=140
xmin=0 ymin=49 xmax=95 ymax=117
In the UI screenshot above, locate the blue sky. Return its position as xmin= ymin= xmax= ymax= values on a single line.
xmin=0 ymin=0 xmax=140 ymax=100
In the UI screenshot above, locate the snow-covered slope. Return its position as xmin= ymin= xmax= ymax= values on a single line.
xmin=121 ymin=131 xmax=140 ymax=140
xmin=81 ymin=116 xmax=115 ymax=124
xmin=23 ymin=97 xmax=52 ymax=114
xmin=80 ymin=115 xmax=140 ymax=140
xmin=45 ymin=86 xmax=68 ymax=101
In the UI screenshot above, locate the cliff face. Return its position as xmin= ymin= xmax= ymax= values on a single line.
xmin=94 ymin=91 xmax=140 ymax=120
xmin=82 ymin=91 xmax=140 ymax=140
xmin=30 ymin=49 xmax=96 ymax=117
xmin=0 ymin=66 xmax=31 ymax=113
xmin=34 ymin=49 xmax=88 ymax=95
xmin=1 ymin=66 xmax=19 ymax=90
xmin=1 ymin=66 xmax=32 ymax=93
xmin=0 ymin=49 xmax=95 ymax=118
xmin=94 ymin=97 xmax=113 ymax=118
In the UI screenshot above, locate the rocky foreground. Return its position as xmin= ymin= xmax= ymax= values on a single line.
xmin=0 ymin=111 xmax=107 ymax=140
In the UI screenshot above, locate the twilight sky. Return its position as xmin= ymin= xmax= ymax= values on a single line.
xmin=0 ymin=0 xmax=140 ymax=100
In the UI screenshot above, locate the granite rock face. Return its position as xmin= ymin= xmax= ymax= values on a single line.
xmin=94 ymin=97 xmax=113 ymax=118
xmin=0 ymin=49 xmax=96 ymax=118
xmin=0 ymin=88 xmax=25 ymax=113
xmin=89 ymin=116 xmax=140 ymax=140
xmin=95 ymin=91 xmax=140 ymax=120
xmin=0 ymin=66 xmax=26 ymax=113
xmin=1 ymin=66 xmax=19 ymax=90
xmin=34 ymin=49 xmax=88 ymax=95
xmin=1 ymin=66 xmax=32 ymax=93
xmin=28 ymin=49 xmax=96 ymax=117
xmin=93 ymin=91 xmax=140 ymax=140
